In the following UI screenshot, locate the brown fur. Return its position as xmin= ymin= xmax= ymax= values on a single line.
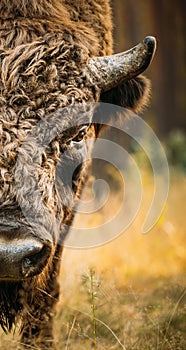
xmin=0 ymin=1 xmax=151 ymax=348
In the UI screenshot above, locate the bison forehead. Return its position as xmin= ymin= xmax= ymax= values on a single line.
xmin=0 ymin=33 xmax=98 ymax=155
xmin=0 ymin=31 xmax=99 ymax=202
xmin=0 ymin=32 xmax=99 ymax=114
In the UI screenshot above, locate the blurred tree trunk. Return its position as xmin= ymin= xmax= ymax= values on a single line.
xmin=150 ymin=0 xmax=186 ymax=135
xmin=112 ymin=0 xmax=186 ymax=136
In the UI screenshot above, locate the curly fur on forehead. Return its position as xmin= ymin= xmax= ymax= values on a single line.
xmin=0 ymin=0 xmax=112 ymax=55
xmin=0 ymin=31 xmax=99 ymax=209
xmin=0 ymin=0 xmax=70 ymax=20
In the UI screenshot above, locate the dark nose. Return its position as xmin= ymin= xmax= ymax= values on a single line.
xmin=0 ymin=231 xmax=51 ymax=280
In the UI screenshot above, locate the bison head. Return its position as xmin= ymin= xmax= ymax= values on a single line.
xmin=0 ymin=30 xmax=156 ymax=332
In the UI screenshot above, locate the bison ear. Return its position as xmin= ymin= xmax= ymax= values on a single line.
xmin=92 ymin=75 xmax=151 ymax=136
xmin=100 ymin=75 xmax=151 ymax=113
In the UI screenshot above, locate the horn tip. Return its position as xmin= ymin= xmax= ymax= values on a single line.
xmin=143 ymin=36 xmax=157 ymax=63
xmin=144 ymin=36 xmax=157 ymax=54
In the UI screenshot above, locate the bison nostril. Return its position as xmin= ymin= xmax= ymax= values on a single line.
xmin=22 ymin=246 xmax=50 ymax=278
xmin=0 ymin=233 xmax=51 ymax=280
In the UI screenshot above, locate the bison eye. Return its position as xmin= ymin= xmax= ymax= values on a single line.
xmin=71 ymin=126 xmax=88 ymax=143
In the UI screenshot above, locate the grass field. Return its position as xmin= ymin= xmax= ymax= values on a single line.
xmin=0 ymin=168 xmax=186 ymax=349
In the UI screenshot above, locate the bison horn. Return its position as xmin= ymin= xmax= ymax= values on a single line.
xmin=87 ymin=36 xmax=156 ymax=92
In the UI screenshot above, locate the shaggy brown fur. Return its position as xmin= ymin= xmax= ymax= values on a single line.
xmin=0 ymin=1 xmax=151 ymax=348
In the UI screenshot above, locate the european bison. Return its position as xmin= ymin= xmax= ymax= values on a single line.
xmin=0 ymin=0 xmax=156 ymax=348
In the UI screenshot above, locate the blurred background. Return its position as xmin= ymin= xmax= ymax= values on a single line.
xmin=112 ymin=0 xmax=186 ymax=138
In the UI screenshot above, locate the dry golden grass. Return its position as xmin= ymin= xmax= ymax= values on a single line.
xmin=0 ymin=168 xmax=186 ymax=349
